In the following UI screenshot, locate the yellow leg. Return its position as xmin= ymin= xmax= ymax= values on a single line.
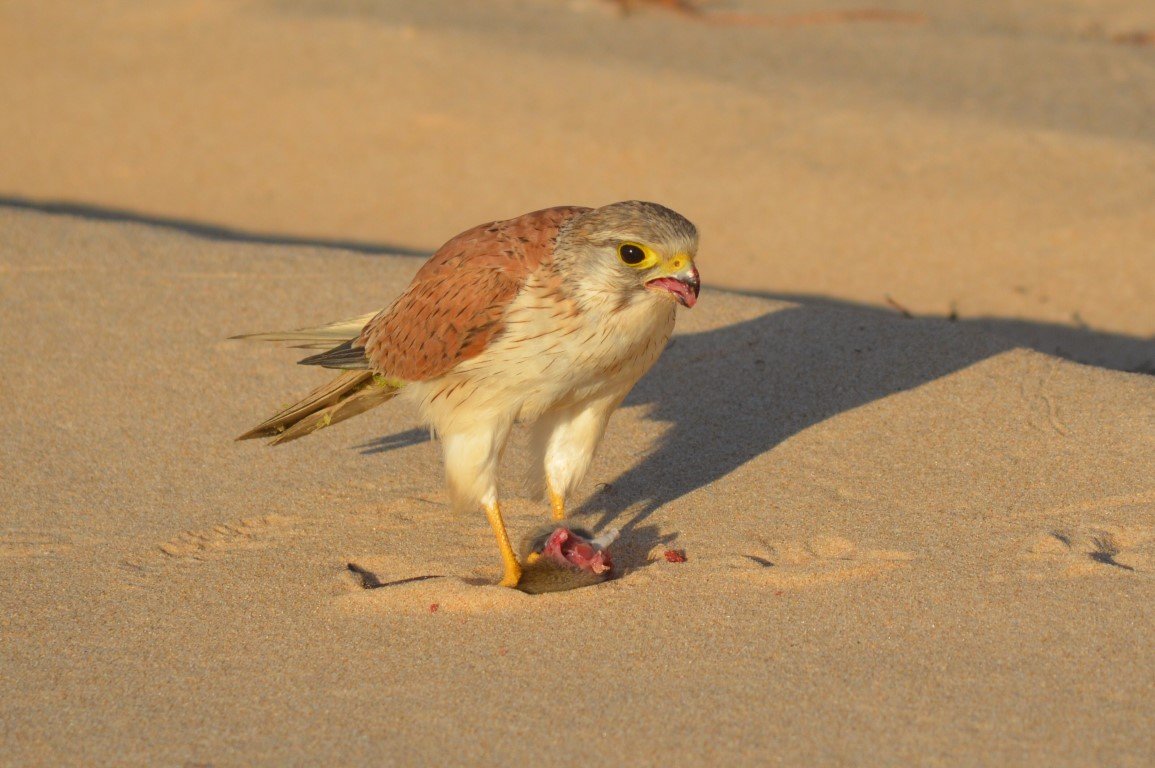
xmin=484 ymin=502 xmax=522 ymax=587
xmin=549 ymin=487 xmax=566 ymax=521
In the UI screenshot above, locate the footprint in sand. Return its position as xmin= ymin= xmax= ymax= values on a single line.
xmin=0 ymin=529 xmax=73 ymax=559
xmin=121 ymin=515 xmax=295 ymax=577
xmin=1020 ymin=526 xmax=1155 ymax=580
xmin=724 ymin=535 xmax=915 ymax=589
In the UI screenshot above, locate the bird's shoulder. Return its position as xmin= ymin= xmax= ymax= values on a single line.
xmin=359 ymin=206 xmax=590 ymax=381
xmin=414 ymin=205 xmax=590 ymax=280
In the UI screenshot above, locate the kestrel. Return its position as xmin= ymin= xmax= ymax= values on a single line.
xmin=235 ymin=201 xmax=700 ymax=587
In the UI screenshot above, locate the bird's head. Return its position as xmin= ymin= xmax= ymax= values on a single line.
xmin=555 ymin=200 xmax=700 ymax=310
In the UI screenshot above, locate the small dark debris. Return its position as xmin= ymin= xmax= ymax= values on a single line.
xmin=884 ymin=294 xmax=914 ymax=319
xmin=1089 ymin=551 xmax=1135 ymax=571
xmin=346 ymin=562 xmax=444 ymax=589
xmin=1089 ymin=534 xmax=1135 ymax=572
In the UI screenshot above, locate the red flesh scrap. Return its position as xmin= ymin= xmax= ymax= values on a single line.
xmin=540 ymin=528 xmax=613 ymax=575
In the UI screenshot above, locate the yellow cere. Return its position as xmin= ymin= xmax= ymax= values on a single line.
xmin=618 ymin=243 xmax=692 ymax=274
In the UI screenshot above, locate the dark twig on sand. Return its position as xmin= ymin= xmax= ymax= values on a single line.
xmin=884 ymin=294 xmax=915 ymax=319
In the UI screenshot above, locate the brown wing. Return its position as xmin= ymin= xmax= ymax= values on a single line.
xmin=358 ymin=206 xmax=590 ymax=381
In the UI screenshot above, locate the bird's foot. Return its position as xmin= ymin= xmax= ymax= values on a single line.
xmin=485 ymin=502 xmax=523 ymax=588
xmin=497 ymin=563 xmax=523 ymax=588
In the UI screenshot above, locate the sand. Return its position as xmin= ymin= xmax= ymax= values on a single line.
xmin=2 ymin=0 xmax=1154 ymax=764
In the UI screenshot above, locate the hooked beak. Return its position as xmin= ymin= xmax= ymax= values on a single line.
xmin=645 ymin=263 xmax=701 ymax=308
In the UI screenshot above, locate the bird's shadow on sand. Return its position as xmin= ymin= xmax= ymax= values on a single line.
xmin=349 ymin=293 xmax=1151 ymax=570
xmin=567 ymin=296 xmax=1152 ymax=557
xmin=357 ymin=427 xmax=430 ymax=454
xmin=331 ymin=279 xmax=1149 ymax=577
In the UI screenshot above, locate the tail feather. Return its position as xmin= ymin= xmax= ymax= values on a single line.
xmin=237 ymin=370 xmax=400 ymax=445
xmin=296 ymin=338 xmax=371 ymax=370
xmin=229 ymin=312 xmax=377 ymax=350
xmin=232 ymin=312 xmax=396 ymax=445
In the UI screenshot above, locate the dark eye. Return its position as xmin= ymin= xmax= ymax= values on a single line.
xmin=618 ymin=243 xmax=646 ymax=265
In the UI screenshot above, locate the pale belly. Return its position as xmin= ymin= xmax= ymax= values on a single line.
xmin=406 ymin=293 xmax=677 ymax=433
